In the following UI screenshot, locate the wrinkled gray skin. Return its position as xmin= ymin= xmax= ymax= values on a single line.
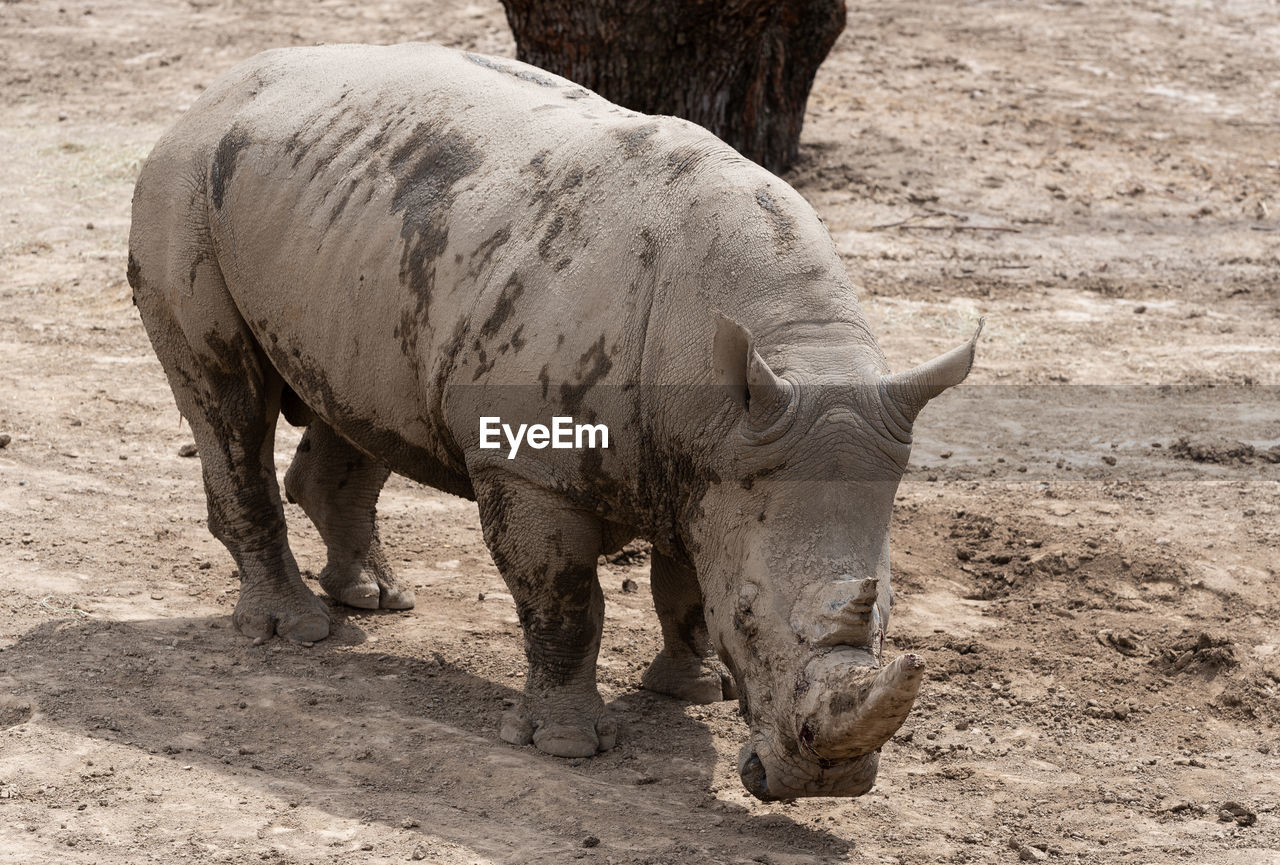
xmin=128 ymin=43 xmax=980 ymax=800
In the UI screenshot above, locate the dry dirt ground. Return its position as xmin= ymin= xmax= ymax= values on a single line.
xmin=2 ymin=0 xmax=1278 ymax=863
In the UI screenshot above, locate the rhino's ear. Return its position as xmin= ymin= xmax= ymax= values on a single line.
xmin=713 ymin=312 xmax=795 ymax=437
xmin=880 ymin=318 xmax=984 ymax=427
xmin=712 ymin=313 xmax=752 ymax=409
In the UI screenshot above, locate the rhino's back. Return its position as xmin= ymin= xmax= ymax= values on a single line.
xmin=156 ymin=43 xmax=735 ymax=494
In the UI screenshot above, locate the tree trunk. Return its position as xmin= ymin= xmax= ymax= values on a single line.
xmin=497 ymin=0 xmax=847 ymax=174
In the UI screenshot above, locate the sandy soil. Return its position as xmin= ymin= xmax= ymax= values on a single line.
xmin=1 ymin=0 xmax=1278 ymax=862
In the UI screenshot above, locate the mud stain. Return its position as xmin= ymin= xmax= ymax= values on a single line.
xmin=388 ymin=121 xmax=485 ymax=326
xmin=559 ymin=335 xmax=613 ymax=415
xmin=463 ymin=52 xmax=559 ymax=88
xmin=210 ymin=127 xmax=250 ymax=210
xmin=754 ymin=188 xmax=796 ymax=250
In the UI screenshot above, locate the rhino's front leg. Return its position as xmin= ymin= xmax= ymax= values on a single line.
xmin=642 ymin=551 xmax=738 ymax=704
xmin=472 ymin=468 xmax=616 ymax=758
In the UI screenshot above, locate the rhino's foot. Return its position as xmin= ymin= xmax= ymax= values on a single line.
xmin=316 ymin=556 xmax=415 ymax=612
xmin=642 ymin=651 xmax=738 ymax=704
xmin=499 ymin=698 xmax=617 ymax=758
xmin=233 ymin=579 xmax=330 ymax=643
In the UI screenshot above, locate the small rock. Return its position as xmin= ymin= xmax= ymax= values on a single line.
xmin=0 ymin=433 xmax=10 ymax=448
xmin=360 ymin=842 xmax=373 ymax=851
xmin=410 ymin=846 xmax=428 ymax=861
xmin=1133 ymin=304 xmax=1147 ymax=314
xmin=582 ymin=835 xmax=600 ymax=848
xmin=1101 ymin=455 xmax=1117 ymax=466
xmin=85 ymin=222 xmax=95 ymax=230
xmin=621 ymin=578 xmax=638 ymax=593
xmin=1097 ymin=629 xmax=1143 ymax=656
xmin=178 ymin=443 xmax=198 ymax=457
xmin=1018 ymin=845 xmax=1048 ymax=861
xmin=1219 ymin=802 xmax=1257 ymax=827
xmin=477 ymin=592 xmax=485 ymax=601
xmin=401 ymin=818 xmax=420 ymax=829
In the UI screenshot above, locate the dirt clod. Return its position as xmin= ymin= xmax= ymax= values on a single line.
xmin=1219 ymin=802 xmax=1257 ymax=827
xmin=1154 ymin=632 xmax=1236 ymax=674
xmin=603 ymin=541 xmax=650 ymax=567
xmin=1169 ymin=436 xmax=1263 ymax=465
xmin=1097 ymin=629 xmax=1144 ymax=656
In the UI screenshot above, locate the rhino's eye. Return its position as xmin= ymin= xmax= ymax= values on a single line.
xmin=741 ymin=377 xmax=800 ymax=446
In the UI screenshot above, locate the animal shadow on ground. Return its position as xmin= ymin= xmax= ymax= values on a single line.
xmin=1 ymin=612 xmax=857 ymax=861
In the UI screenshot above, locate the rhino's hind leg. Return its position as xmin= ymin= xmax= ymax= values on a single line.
xmin=472 ymin=468 xmax=616 ymax=758
xmin=283 ymin=419 xmax=413 ymax=611
xmin=131 ymin=252 xmax=329 ymax=643
xmin=641 ymin=552 xmax=738 ymax=704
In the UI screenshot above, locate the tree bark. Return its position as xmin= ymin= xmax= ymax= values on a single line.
xmin=497 ymin=0 xmax=847 ymax=174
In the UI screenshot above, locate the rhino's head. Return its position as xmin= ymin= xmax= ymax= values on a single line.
xmin=688 ymin=314 xmax=981 ymax=800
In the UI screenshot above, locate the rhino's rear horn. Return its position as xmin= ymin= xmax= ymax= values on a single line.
xmin=879 ymin=319 xmax=984 ymax=430
xmin=798 ymin=652 xmax=926 ymax=761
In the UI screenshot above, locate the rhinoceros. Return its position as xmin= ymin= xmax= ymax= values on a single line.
xmin=127 ymin=42 xmax=980 ymax=800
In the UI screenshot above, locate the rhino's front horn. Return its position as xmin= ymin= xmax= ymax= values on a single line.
xmin=879 ymin=318 xmax=984 ymax=428
xmin=797 ymin=650 xmax=926 ymax=761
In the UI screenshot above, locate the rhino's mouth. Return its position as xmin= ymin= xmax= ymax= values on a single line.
xmin=738 ymin=748 xmax=776 ymax=801
xmin=736 ymin=651 xmax=925 ymax=800
xmin=737 ymin=740 xmax=880 ymax=801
